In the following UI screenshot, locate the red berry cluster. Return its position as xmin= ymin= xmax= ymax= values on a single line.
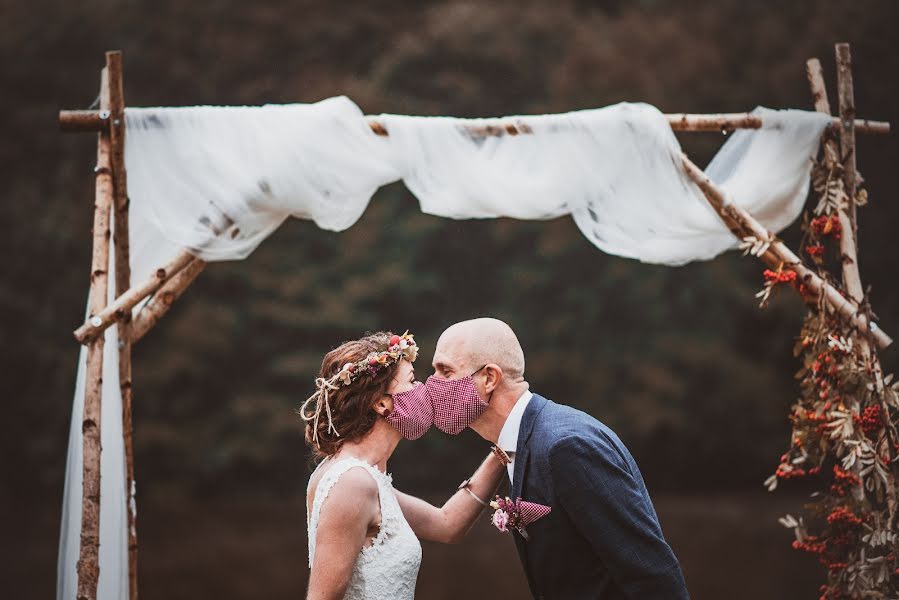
xmin=776 ymin=463 xmax=808 ymax=479
xmin=764 ymin=268 xmax=798 ymax=284
xmin=857 ymin=404 xmax=884 ymax=437
xmin=792 ymin=535 xmax=826 ymax=554
xmin=811 ymin=214 xmax=842 ymax=239
xmin=805 ymin=244 xmax=825 ymax=257
xmin=830 ymin=466 xmax=860 ymax=497
xmin=810 ymin=352 xmax=841 ymax=402
xmin=826 ymin=506 xmax=864 ymax=528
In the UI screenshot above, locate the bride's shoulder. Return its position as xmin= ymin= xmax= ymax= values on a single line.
xmin=311 ymin=459 xmax=380 ymax=504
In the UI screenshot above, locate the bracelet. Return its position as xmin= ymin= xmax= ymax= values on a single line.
xmin=458 ymin=478 xmax=488 ymax=506
xmin=491 ymin=445 xmax=512 ymax=466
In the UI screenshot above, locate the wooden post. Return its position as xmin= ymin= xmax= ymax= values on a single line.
xmin=77 ymin=65 xmax=113 ymax=600
xmin=836 ymin=45 xmax=860 ymax=246
xmin=835 ymin=45 xmax=866 ymax=314
xmin=105 ymin=50 xmax=139 ymax=600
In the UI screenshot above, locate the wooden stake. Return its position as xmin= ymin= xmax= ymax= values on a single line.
xmin=130 ymin=258 xmax=207 ymax=344
xmin=77 ymin=65 xmax=112 ymax=600
xmin=681 ymin=154 xmax=891 ymax=350
xmin=73 ymin=250 xmax=196 ymax=344
xmin=105 ymin=50 xmax=139 ymax=600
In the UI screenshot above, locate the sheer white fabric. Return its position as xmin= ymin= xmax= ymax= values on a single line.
xmin=59 ymin=96 xmax=829 ymax=598
xmin=307 ymin=457 xmax=422 ymax=599
xmin=122 ymin=98 xmax=829 ymax=265
xmin=124 ymin=97 xmax=398 ymax=261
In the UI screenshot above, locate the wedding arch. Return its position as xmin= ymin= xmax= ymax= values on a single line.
xmin=57 ymin=46 xmax=896 ymax=600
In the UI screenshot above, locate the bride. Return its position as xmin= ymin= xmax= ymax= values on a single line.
xmin=300 ymin=331 xmax=507 ymax=599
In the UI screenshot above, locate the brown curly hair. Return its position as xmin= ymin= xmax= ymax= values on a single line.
xmin=304 ymin=331 xmax=403 ymax=458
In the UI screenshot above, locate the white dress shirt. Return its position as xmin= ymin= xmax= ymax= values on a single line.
xmin=496 ymin=389 xmax=533 ymax=486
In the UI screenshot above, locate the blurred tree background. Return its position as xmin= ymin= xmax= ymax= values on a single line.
xmin=2 ymin=0 xmax=898 ymax=598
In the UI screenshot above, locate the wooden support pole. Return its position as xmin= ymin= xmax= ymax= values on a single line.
xmin=806 ymin=55 xmax=867 ymax=338
xmin=77 ymin=65 xmax=112 ymax=600
xmin=131 ymin=258 xmax=207 ymax=344
xmin=836 ymin=44 xmax=863 ymax=288
xmin=681 ymin=154 xmax=892 ymax=350
xmin=105 ymin=50 xmax=139 ymax=600
xmin=73 ymin=250 xmax=196 ymax=344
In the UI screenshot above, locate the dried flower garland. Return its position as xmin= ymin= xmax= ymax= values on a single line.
xmin=761 ymin=155 xmax=899 ymax=598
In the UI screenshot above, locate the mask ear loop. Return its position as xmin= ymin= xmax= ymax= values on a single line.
xmin=469 ymin=364 xmax=495 ymax=405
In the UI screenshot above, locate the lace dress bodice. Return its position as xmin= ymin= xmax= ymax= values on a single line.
xmin=307 ymin=457 xmax=422 ymax=599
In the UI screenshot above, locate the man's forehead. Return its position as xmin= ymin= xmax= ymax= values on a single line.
xmin=432 ymin=334 xmax=467 ymax=367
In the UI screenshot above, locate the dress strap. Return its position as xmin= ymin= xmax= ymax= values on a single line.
xmin=306 ymin=457 xmax=389 ymax=567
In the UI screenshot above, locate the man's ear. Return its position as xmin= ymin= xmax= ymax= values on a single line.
xmin=483 ymin=364 xmax=503 ymax=394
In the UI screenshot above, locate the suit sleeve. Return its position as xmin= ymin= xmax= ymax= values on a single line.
xmin=549 ymin=434 xmax=690 ymax=600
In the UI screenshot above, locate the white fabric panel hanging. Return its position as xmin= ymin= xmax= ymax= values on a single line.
xmin=57 ymin=241 xmax=130 ymax=600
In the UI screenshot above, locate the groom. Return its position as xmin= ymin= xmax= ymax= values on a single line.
xmin=429 ymin=318 xmax=690 ymax=600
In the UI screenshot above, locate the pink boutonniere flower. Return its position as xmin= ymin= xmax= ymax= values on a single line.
xmin=489 ymin=496 xmax=551 ymax=541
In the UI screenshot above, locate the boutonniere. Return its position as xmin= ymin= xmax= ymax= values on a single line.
xmin=489 ymin=496 xmax=551 ymax=541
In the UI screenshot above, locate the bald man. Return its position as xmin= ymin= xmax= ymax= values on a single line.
xmin=429 ymin=318 xmax=690 ymax=600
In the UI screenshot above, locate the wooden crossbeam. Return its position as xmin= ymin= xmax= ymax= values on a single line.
xmin=60 ymin=108 xmax=890 ymax=137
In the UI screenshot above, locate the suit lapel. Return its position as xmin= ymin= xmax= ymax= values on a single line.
xmin=512 ymin=393 xmax=547 ymax=500
xmin=510 ymin=393 xmax=548 ymax=598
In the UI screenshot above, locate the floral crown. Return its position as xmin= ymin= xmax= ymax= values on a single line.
xmin=299 ymin=331 xmax=419 ymax=445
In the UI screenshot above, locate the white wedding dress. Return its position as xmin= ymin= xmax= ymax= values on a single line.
xmin=307 ymin=457 xmax=422 ymax=599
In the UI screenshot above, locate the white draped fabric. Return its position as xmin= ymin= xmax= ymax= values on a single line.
xmin=58 ymin=96 xmax=829 ymax=598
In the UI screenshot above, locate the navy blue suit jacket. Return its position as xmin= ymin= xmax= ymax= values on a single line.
xmin=509 ymin=393 xmax=690 ymax=600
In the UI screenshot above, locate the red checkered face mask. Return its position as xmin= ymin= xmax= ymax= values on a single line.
xmin=427 ymin=366 xmax=490 ymax=435
xmin=386 ymin=382 xmax=433 ymax=440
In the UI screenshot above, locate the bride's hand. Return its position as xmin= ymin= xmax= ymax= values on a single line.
xmin=394 ymin=449 xmax=507 ymax=544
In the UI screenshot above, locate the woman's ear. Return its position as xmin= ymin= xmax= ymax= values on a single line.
xmin=373 ymin=395 xmax=395 ymax=417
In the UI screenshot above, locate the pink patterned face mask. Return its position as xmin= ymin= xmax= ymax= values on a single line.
xmin=426 ymin=366 xmax=489 ymax=435
xmin=386 ymin=382 xmax=434 ymax=440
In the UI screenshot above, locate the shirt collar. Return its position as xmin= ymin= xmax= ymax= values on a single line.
xmin=497 ymin=389 xmax=533 ymax=454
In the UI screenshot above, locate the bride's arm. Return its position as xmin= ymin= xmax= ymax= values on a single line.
xmin=307 ymin=469 xmax=380 ymax=600
xmin=395 ymin=450 xmax=506 ymax=544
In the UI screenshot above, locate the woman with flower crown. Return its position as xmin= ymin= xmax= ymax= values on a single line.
xmin=301 ymin=331 xmax=509 ymax=600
